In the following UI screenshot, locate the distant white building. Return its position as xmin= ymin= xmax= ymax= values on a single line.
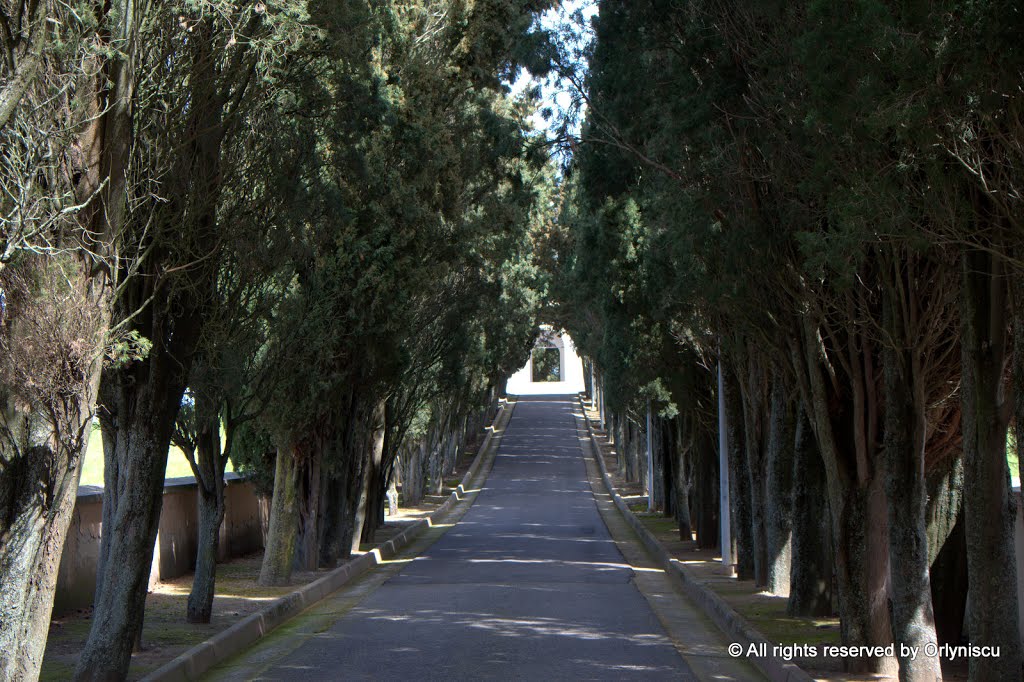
xmin=506 ymin=325 xmax=585 ymax=395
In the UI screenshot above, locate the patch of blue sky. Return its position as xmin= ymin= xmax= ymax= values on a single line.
xmin=510 ymin=0 xmax=598 ymax=141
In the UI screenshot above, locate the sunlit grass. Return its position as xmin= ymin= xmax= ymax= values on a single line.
xmin=79 ymin=424 xmax=233 ymax=487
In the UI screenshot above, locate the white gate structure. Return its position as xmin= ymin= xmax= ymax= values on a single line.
xmin=506 ymin=325 xmax=585 ymax=395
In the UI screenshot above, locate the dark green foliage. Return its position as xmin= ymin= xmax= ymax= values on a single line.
xmin=531 ymin=347 xmax=561 ymax=382
xmin=3 ymin=0 xmax=562 ymax=675
xmin=237 ymin=0 xmax=561 ymax=578
xmin=230 ymin=422 xmax=277 ymax=497
xmin=546 ymin=0 xmax=1024 ymax=676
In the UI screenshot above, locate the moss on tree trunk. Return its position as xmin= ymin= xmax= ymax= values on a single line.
xmin=258 ymin=445 xmax=301 ymax=586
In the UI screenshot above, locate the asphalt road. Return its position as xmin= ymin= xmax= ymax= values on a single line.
xmin=254 ymin=395 xmax=697 ymax=680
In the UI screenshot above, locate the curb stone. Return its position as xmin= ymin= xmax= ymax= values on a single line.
xmin=144 ymin=398 xmax=516 ymax=682
xmin=578 ymin=396 xmax=815 ymax=682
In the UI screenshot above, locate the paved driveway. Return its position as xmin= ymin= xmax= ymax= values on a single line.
xmin=247 ymin=395 xmax=699 ymax=680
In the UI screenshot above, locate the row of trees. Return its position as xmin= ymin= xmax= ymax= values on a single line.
xmin=549 ymin=2 xmax=1024 ymax=681
xmin=0 ymin=1 xmax=558 ymax=680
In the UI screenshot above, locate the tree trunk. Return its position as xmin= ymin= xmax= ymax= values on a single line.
xmin=628 ymin=417 xmax=641 ymax=482
xmin=632 ymin=418 xmax=643 ymax=483
xmin=78 ymin=403 xmax=180 ymax=676
xmin=0 ymin=259 xmax=112 ymax=681
xmin=318 ymin=469 xmax=347 ymax=568
xmin=258 ymin=445 xmax=301 ymax=586
xmin=723 ymin=366 xmax=754 ymax=580
xmin=694 ymin=431 xmax=719 ymax=550
xmin=673 ymin=455 xmax=692 ymax=537
xmin=929 ymin=512 xmax=967 ymax=649
xmin=0 ymin=413 xmax=95 ymax=681
xmin=610 ymin=411 xmax=626 ymax=475
xmin=401 ymin=442 xmax=425 ymax=507
xmin=352 ymin=400 xmax=386 ymax=554
xmin=585 ymin=359 xmax=594 ymax=400
xmin=796 ymin=317 xmax=895 ymax=675
xmin=1015 ymin=275 xmax=1024 ymax=488
xmin=670 ymin=417 xmax=694 ymax=539
xmin=960 ymin=248 xmax=1022 ymax=680
xmin=189 ymin=485 xmax=224 ymax=623
xmin=924 ymin=442 xmax=966 ymax=646
xmin=294 ymin=443 xmax=322 ymax=572
xmin=612 ymin=413 xmax=622 ymax=475
xmin=0 ymin=0 xmax=47 ymax=129
xmin=0 ymin=0 xmax=133 ymax=673
xmin=787 ymin=403 xmax=832 ymax=617
xmin=882 ymin=299 xmax=941 ymax=681
xmin=651 ymin=414 xmax=666 ymax=512
xmin=765 ymin=374 xmax=795 ymax=596
xmin=359 ymin=451 xmax=387 ymax=545
xmin=76 ymin=310 xmax=201 ymax=680
xmin=318 ymin=430 xmax=364 ymax=568
xmin=187 ymin=401 xmax=226 ymax=624
xmin=427 ymin=417 xmax=445 ymax=495
xmin=76 ymin=10 xmax=228 ymax=675
xmin=922 ymin=451 xmax=965 ymax=649
xmin=832 ymin=478 xmax=894 ymax=674
xmin=739 ymin=356 xmax=769 ymax=587
xmin=442 ymin=424 xmax=459 ymax=478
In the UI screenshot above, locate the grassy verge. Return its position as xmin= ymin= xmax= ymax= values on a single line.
xmin=634 ymin=512 xmax=842 ymax=650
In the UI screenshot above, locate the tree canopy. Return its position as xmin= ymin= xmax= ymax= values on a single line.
xmin=547 ymin=1 xmax=1024 ymax=679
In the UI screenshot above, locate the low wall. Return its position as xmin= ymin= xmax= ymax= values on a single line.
xmin=53 ymin=474 xmax=267 ymax=616
xmin=51 ymin=465 xmax=1024 ymax=637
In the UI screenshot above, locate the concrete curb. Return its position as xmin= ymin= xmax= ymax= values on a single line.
xmin=145 ymin=398 xmax=515 ymax=682
xmin=578 ymin=397 xmax=814 ymax=682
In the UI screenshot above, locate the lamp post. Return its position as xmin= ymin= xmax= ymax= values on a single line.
xmin=646 ymin=399 xmax=654 ymax=512
xmin=718 ymin=360 xmax=732 ymax=570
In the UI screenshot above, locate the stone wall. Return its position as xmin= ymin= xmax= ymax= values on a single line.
xmin=53 ymin=485 xmax=104 ymax=615
xmin=48 ymin=471 xmax=1024 ymax=642
xmin=53 ymin=474 xmax=267 ymax=616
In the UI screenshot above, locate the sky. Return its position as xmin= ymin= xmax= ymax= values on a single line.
xmin=512 ymin=0 xmax=599 ymax=138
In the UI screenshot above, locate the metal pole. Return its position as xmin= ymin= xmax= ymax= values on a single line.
xmin=718 ymin=360 xmax=732 ymax=570
xmin=646 ymin=399 xmax=654 ymax=512
xmin=590 ymin=360 xmax=597 ymax=406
